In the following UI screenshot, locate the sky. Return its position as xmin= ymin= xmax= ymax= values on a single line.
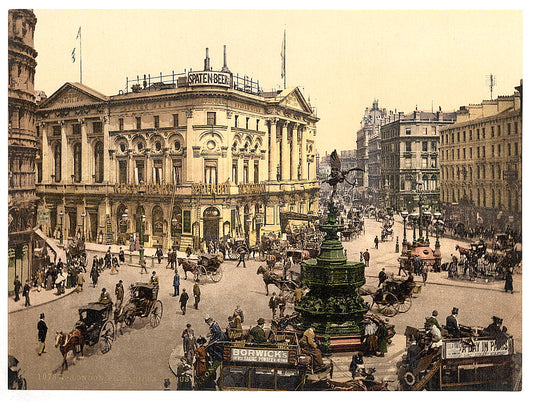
xmin=32 ymin=9 xmax=522 ymax=154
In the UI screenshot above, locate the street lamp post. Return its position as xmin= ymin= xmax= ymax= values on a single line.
xmin=424 ymin=210 xmax=432 ymax=243
xmin=400 ymin=210 xmax=409 ymax=245
xmin=411 ymin=212 xmax=417 ymax=243
xmin=416 ymin=181 xmax=424 ymax=242
xmin=433 ymin=211 xmax=443 ymax=247
xmin=81 ymin=212 xmax=86 ymax=242
xmin=139 ymin=214 xmax=145 ymax=265
xmin=59 ymin=211 xmax=64 ymax=245
xmin=171 ymin=218 xmax=178 ymax=250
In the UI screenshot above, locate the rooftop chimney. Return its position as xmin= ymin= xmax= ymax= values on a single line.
xmin=204 ymin=48 xmax=210 ymax=71
xmin=221 ymin=45 xmax=230 ymax=73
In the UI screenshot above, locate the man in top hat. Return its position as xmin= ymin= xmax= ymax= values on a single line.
xmin=445 ymin=307 xmax=461 ymax=338
xmin=484 ymin=316 xmax=504 ymax=337
xmin=249 ymin=318 xmax=268 ymax=343
xmin=37 ymin=313 xmax=48 ymax=355
xmin=115 ymin=280 xmax=124 ymax=309
xmin=149 ymin=271 xmax=159 ymax=288
xmin=13 ymin=275 xmax=22 ymax=302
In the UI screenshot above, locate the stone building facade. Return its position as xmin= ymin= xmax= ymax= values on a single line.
xmin=35 ymin=52 xmax=319 ymax=250
xmin=439 ymin=84 xmax=522 ymax=230
xmin=380 ymin=109 xmax=456 ymax=211
xmin=8 ymin=9 xmax=39 ymax=288
xmin=355 ymin=100 xmax=389 ymax=203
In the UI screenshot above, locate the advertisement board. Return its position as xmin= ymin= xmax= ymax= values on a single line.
xmin=187 ymin=71 xmax=232 ymax=87
xmin=230 ymin=348 xmax=290 ymax=364
xmin=442 ymin=337 xmax=513 ymax=359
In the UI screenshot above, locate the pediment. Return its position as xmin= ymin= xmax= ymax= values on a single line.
xmin=278 ymin=88 xmax=313 ymax=114
xmin=39 ymin=83 xmax=108 ymax=110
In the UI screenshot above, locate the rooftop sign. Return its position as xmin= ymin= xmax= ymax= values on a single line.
xmin=187 ymin=71 xmax=231 ymax=88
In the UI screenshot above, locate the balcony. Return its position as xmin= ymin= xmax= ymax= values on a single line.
xmin=37 ymin=183 xmax=110 ymax=195
xmin=238 ymin=183 xmax=266 ymax=194
xmin=191 ymin=183 xmax=231 ymax=195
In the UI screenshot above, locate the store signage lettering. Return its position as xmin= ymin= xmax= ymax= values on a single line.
xmin=188 ymin=71 xmax=231 ymax=87
xmin=443 ymin=338 xmax=512 ymax=359
xmin=231 ymin=348 xmax=289 ymax=364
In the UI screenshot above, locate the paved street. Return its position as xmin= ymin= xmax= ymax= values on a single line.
xmin=8 ymin=216 xmax=521 ymax=390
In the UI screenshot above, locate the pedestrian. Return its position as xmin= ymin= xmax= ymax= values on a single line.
xmin=140 ymin=257 xmax=148 ymax=274
xmin=182 ymin=323 xmax=197 ymax=365
xmin=363 ymin=318 xmax=378 ymax=356
xmin=90 ymin=265 xmax=99 ymax=287
xmin=421 ymin=263 xmax=428 ymax=285
xmin=115 ymin=280 xmax=124 ymax=309
xmin=156 ymin=247 xmax=163 ymax=264
xmin=236 ymin=249 xmax=246 ymax=268
xmin=504 ymin=269 xmax=514 ymax=294
xmin=278 ymin=294 xmax=287 ymax=318
xmin=13 ymin=275 xmax=21 ymax=302
xmin=170 ymin=249 xmax=177 ymax=270
xmin=349 ymin=352 xmax=364 ymax=379
xmin=376 ymin=320 xmax=389 ymax=357
xmin=193 ymin=280 xmax=201 ymax=309
xmin=111 ymin=255 xmax=120 ymax=274
xmin=233 ymin=305 xmax=244 ymax=324
xmin=104 ymin=248 xmax=112 ymax=269
xmin=173 ymin=270 xmax=180 ymax=297
xmin=194 ymin=337 xmax=208 ymax=381
xmin=23 ymin=280 xmax=31 ymax=307
xmin=179 ymin=288 xmax=189 ymax=315
xmin=76 ymin=271 xmax=85 ymax=292
xmin=363 ymin=249 xmax=370 ymax=267
xmin=269 ymin=292 xmax=279 ymax=319
xmin=374 ymin=235 xmax=379 ymax=249
xmin=118 ymin=247 xmax=125 ymax=263
xmin=37 ymin=313 xmax=47 ymax=355
xmin=378 ymin=268 xmax=387 ymax=287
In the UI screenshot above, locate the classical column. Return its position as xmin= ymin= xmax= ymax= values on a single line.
xmin=103 ymin=117 xmax=110 ymax=183
xmin=164 ymin=149 xmax=171 ymax=184
xmin=41 ymin=123 xmax=51 ymax=184
xmin=80 ymin=119 xmax=91 ymax=182
xmin=146 ymin=154 xmax=152 ymax=184
xmin=268 ymin=119 xmax=279 ymax=181
xmin=281 ymin=120 xmax=290 ymax=181
xmin=185 ymin=109 xmax=195 ymax=183
xmin=299 ymin=125 xmax=306 ymax=180
xmin=128 ymin=151 xmax=135 ymax=184
xmin=60 ymin=121 xmax=69 ymax=183
xmin=290 ymin=124 xmax=298 ymax=181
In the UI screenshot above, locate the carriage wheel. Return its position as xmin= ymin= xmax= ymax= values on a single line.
xmin=210 ymin=267 xmax=223 ymax=282
xmin=149 ymin=300 xmax=163 ymax=328
xmin=123 ymin=303 xmax=136 ymax=327
xmin=396 ymin=295 xmax=412 ymax=313
xmin=404 ymin=371 xmax=416 ymax=386
xmin=197 ymin=264 xmax=208 ymax=280
xmin=379 ymin=292 xmax=399 ymax=317
xmin=99 ymin=320 xmax=115 ymax=354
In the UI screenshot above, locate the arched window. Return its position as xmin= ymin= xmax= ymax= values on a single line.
xmin=73 ymin=143 xmax=82 ymax=182
xmin=94 ymin=141 xmax=104 ymax=183
xmin=152 ymin=206 xmax=164 ymax=236
xmin=171 ymin=206 xmax=182 ymax=236
xmin=54 ymin=143 xmax=61 ymax=182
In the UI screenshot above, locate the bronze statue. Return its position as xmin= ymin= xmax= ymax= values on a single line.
xmin=323 ymin=149 xmax=364 ymax=201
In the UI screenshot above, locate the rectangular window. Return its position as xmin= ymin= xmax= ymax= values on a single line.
xmin=482 ymin=146 xmax=485 ymax=158
xmin=477 ymin=147 xmax=480 ymax=158
xmin=153 ymin=160 xmax=163 ymax=184
xmin=451 ymin=133 xmax=454 ymax=144
xmin=405 ymin=127 xmax=411 ymax=135
xmin=256 ymin=119 xmax=260 ymax=131
xmin=136 ymin=116 xmax=142 ymax=130
xmin=491 ymin=126 xmax=495 ymax=137
xmin=245 ymin=117 xmax=249 ymax=130
xmin=422 ymin=141 xmax=428 ymax=152
xmin=507 ymin=123 xmax=511 ymax=135
xmin=173 ymin=162 xmax=182 ymax=185
xmin=469 ymin=130 xmax=473 ymax=140
xmin=463 ymin=148 xmax=466 ymax=159
xmin=119 ymin=118 xmax=124 ymax=131
xmin=154 ymin=115 xmax=159 ymax=129
xmin=405 ymin=142 xmax=411 ymax=152
xmin=515 ymin=142 xmax=519 ymax=155
xmin=173 ymin=114 xmax=179 ymax=127
xmin=498 ymin=125 xmax=501 ymax=136
xmin=422 ymin=157 xmax=428 ymax=168
xmin=498 ymin=144 xmax=501 ymax=156
xmin=207 ymin=112 xmax=216 ymax=126
xmin=182 ymin=210 xmax=191 ymax=233
xmin=93 ymin=121 xmax=102 ymax=133
xmin=514 ymin=121 xmax=518 ymax=134
xmin=463 ymin=131 xmax=466 ymax=141
xmin=235 ymin=115 xmax=239 ymax=127
xmin=430 ymin=157 xmax=437 ymax=168
xmin=135 ymin=160 xmax=145 ymax=184
xmin=491 ymin=145 xmax=495 ymax=157
xmin=507 ymin=143 xmax=511 ymax=156
xmin=72 ymin=124 xmax=81 ymax=135
xmin=204 ymin=161 xmax=217 ymax=184
xmin=469 ymin=148 xmax=472 ymax=158
xmin=431 ymin=141 xmax=437 ymax=152
xmin=53 ymin=125 xmax=61 ymax=136
xmin=482 ymin=128 xmax=485 ymax=138
xmin=404 ymin=156 xmax=412 ymax=168
xmin=477 ymin=129 xmax=480 ymax=139
xmin=119 ymin=160 xmax=128 ymax=184
xmin=423 ymin=127 xmax=428 ymax=135
xmin=232 ymin=162 xmax=238 ymax=184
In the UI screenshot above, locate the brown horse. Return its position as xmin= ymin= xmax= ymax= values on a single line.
xmin=256 ymin=265 xmax=284 ymax=295
xmin=455 ymin=245 xmax=471 ymax=257
xmin=54 ymin=329 xmax=84 ymax=373
xmin=178 ymin=258 xmax=199 ymax=280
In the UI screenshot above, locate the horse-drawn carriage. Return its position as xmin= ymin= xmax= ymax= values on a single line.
xmin=257 ymin=265 xmax=301 ymax=303
xmin=370 ymin=278 xmax=417 ymax=317
xmin=226 ymin=238 xmax=249 ymax=260
xmin=196 ymin=253 xmax=224 ymax=282
xmin=116 ymin=282 xmax=163 ymax=328
xmin=66 ymin=237 xmax=86 ymax=264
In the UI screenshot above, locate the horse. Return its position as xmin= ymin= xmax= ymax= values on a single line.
xmin=178 ymin=258 xmax=199 ymax=280
xmin=455 ymin=245 xmax=471 ymax=257
xmin=256 ymin=265 xmax=284 ymax=295
xmin=54 ymin=329 xmax=84 ymax=373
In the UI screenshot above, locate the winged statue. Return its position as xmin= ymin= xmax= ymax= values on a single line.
xmin=323 ymin=149 xmax=364 ymax=201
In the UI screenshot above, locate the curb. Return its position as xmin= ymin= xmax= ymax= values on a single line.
xmin=8 ymin=287 xmax=78 ymax=315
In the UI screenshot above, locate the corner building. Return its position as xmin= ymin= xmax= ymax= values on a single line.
xmin=35 ymin=54 xmax=319 ymax=250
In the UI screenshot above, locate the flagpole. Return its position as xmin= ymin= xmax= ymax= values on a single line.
xmin=283 ymin=30 xmax=286 ymax=89
xmin=79 ymin=27 xmax=82 ymax=84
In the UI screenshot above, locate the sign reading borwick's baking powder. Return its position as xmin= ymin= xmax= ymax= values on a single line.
xmin=230 ymin=348 xmax=289 ymax=364
xmin=188 ymin=71 xmax=232 ymax=87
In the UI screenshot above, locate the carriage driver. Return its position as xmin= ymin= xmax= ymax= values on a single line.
xmin=150 ymin=271 xmax=159 ymax=288
xmin=98 ymin=288 xmax=112 ymax=306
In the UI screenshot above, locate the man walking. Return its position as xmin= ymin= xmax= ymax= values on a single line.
xmin=363 ymin=249 xmax=370 ymax=267
xmin=115 ymin=280 xmax=124 ymax=309
xmin=13 ymin=275 xmax=22 ymax=302
xmin=23 ymin=280 xmax=31 ymax=307
xmin=378 ymin=268 xmax=388 ymax=288
xmin=179 ymin=289 xmax=189 ymax=315
xmin=119 ymin=247 xmax=125 ymax=263
xmin=193 ymin=280 xmax=201 ymax=309
xmin=173 ymin=270 xmax=180 ymax=297
xmin=278 ymin=294 xmax=287 ymax=318
xmin=374 ymin=235 xmax=379 ymax=249
xmin=421 ymin=263 xmax=428 ymax=285
xmin=140 ymin=257 xmax=148 ymax=274
xmin=37 ymin=313 xmax=48 ymax=356
xmin=236 ymin=249 xmax=246 ymax=268
xmin=269 ymin=292 xmax=279 ymax=319
xmin=76 ymin=271 xmax=85 ymax=292
xmin=181 ymin=324 xmax=197 ymax=365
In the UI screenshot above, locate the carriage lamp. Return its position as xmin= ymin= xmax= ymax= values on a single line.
xmin=59 ymin=211 xmax=64 ymax=245
xmin=81 ymin=212 xmax=86 ymax=242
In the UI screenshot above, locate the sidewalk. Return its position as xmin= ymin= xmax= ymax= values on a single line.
xmin=8 ymin=286 xmax=78 ymax=314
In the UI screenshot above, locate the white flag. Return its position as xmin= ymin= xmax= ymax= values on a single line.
xmin=76 ymin=26 xmax=81 ymax=40
xmin=71 ymin=48 xmax=76 ymax=63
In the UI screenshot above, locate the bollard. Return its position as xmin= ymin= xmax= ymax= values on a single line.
xmin=151 ymin=256 xmax=155 ymax=268
xmin=129 ymin=252 xmax=132 ymax=264
xmin=360 ymin=251 xmax=363 ymax=262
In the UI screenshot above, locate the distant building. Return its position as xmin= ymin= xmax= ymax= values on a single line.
xmin=8 ymin=9 xmax=39 ymax=289
xmin=380 ymin=109 xmax=456 ymax=211
xmin=439 ymin=82 xmax=522 ymax=230
xmin=35 ymin=49 xmax=319 ymax=250
xmin=356 ymin=100 xmax=389 ymax=203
